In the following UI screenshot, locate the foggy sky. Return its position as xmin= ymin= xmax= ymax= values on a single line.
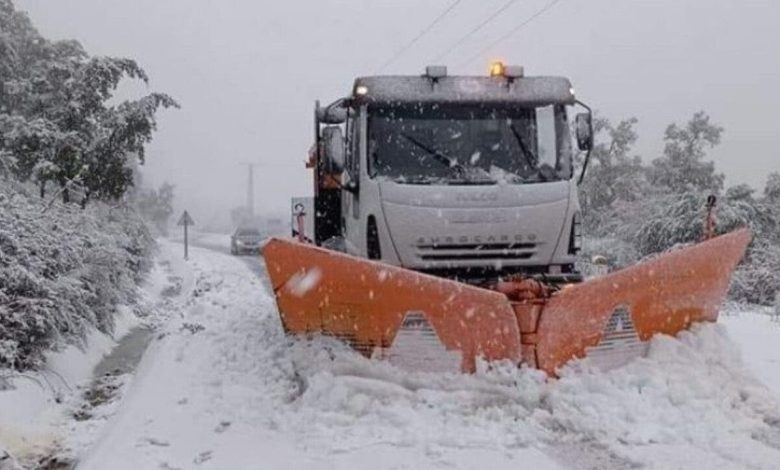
xmin=15 ymin=0 xmax=780 ymax=228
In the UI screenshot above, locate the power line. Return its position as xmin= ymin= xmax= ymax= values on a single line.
xmin=459 ymin=0 xmax=565 ymax=68
xmin=430 ymin=0 xmax=521 ymax=63
xmin=376 ymin=0 xmax=464 ymax=73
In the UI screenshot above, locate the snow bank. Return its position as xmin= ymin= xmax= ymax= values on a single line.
xmin=79 ymin=241 xmax=780 ymax=469
xmin=0 ymin=448 xmax=21 ymax=470
xmin=554 ymin=323 xmax=780 ymax=466
xmin=279 ymin=321 xmax=780 ymax=468
xmin=773 ymin=296 xmax=780 ymax=332
xmin=721 ymin=309 xmax=780 ymax=397
xmin=0 ymin=180 xmax=154 ymax=370
xmin=0 ymin=319 xmax=135 ymax=464
xmin=79 ymin=243 xmax=563 ymax=469
xmin=0 ymin=241 xmax=187 ymax=466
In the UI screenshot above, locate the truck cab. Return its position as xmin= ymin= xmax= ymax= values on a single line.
xmin=308 ymin=64 xmax=593 ymax=284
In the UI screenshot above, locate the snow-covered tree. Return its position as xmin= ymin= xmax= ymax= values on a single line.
xmin=731 ymin=239 xmax=780 ymax=306
xmin=0 ymin=0 xmax=178 ymax=203
xmin=579 ymin=116 xmax=648 ymax=215
xmin=765 ymin=172 xmax=780 ymax=203
xmin=635 ymin=188 xmax=775 ymax=255
xmin=629 ymin=187 xmax=779 ymax=304
xmin=137 ymin=182 xmax=176 ymax=235
xmin=649 ymin=112 xmax=725 ymax=194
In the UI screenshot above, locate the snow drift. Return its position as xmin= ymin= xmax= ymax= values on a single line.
xmin=75 ymin=241 xmax=780 ymax=469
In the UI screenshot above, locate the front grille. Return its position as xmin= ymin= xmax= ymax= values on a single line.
xmin=417 ymin=242 xmax=535 ymax=250
xmin=420 ymin=252 xmax=534 ymax=261
xmin=416 ymin=242 xmax=537 ymax=261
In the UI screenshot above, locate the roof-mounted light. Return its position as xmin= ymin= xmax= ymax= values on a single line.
xmin=490 ymin=61 xmax=524 ymax=78
xmin=424 ymin=65 xmax=448 ymax=79
xmin=355 ymin=85 xmax=369 ymax=96
xmin=489 ymin=61 xmax=505 ymax=77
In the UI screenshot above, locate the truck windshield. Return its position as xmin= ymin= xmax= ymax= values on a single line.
xmin=368 ymin=104 xmax=572 ymax=184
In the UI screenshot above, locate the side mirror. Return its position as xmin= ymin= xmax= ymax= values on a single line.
xmin=575 ymin=113 xmax=593 ymax=151
xmin=321 ymin=126 xmax=345 ymax=172
xmin=317 ymin=103 xmax=348 ymax=124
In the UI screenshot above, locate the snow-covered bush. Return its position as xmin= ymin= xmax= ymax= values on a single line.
xmin=633 ymin=190 xmax=774 ymax=257
xmin=135 ymin=182 xmax=175 ymax=236
xmin=730 ymin=240 xmax=780 ymax=306
xmin=774 ymin=293 xmax=780 ymax=322
xmin=579 ymin=111 xmax=780 ymax=307
xmin=607 ymin=190 xmax=779 ymax=305
xmin=0 ymin=181 xmax=154 ymax=370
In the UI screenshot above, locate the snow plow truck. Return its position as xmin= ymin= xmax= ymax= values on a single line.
xmin=262 ymin=63 xmax=751 ymax=375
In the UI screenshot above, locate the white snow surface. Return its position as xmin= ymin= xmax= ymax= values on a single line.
xmin=721 ymin=309 xmax=780 ymax=397
xmin=0 ymin=241 xmax=194 ymax=467
xmin=0 ymin=304 xmax=146 ymax=458
xmin=75 ymin=240 xmax=780 ymax=470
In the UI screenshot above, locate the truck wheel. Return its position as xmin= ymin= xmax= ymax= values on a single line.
xmin=367 ymin=216 xmax=382 ymax=260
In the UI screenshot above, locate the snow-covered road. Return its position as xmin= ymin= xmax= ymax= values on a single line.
xmin=76 ymin=238 xmax=780 ymax=470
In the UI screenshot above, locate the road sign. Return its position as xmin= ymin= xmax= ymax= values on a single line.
xmin=178 ymin=210 xmax=195 ymax=259
xmin=178 ymin=210 xmax=195 ymax=227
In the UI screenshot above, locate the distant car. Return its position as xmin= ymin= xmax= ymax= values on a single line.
xmin=230 ymin=227 xmax=264 ymax=255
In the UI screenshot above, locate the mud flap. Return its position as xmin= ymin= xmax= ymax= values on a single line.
xmin=262 ymin=240 xmax=522 ymax=372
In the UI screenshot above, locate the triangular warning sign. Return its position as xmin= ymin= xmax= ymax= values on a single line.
xmin=177 ymin=210 xmax=195 ymax=226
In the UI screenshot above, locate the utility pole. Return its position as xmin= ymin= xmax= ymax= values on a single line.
xmin=239 ymin=162 xmax=259 ymax=218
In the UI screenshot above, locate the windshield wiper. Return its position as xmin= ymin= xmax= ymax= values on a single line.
xmin=400 ymin=133 xmax=465 ymax=175
xmin=509 ymin=124 xmax=538 ymax=168
xmin=444 ymin=179 xmax=497 ymax=186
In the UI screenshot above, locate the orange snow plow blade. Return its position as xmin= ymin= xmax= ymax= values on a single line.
xmin=262 ymin=229 xmax=751 ymax=375
xmin=262 ymin=240 xmax=522 ymax=372
xmin=528 ymin=228 xmax=752 ymax=374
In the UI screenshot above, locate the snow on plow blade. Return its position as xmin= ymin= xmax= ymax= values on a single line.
xmin=262 ymin=229 xmax=751 ymax=375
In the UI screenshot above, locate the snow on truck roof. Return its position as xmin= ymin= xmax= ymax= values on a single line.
xmin=351 ymin=75 xmax=576 ymax=106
